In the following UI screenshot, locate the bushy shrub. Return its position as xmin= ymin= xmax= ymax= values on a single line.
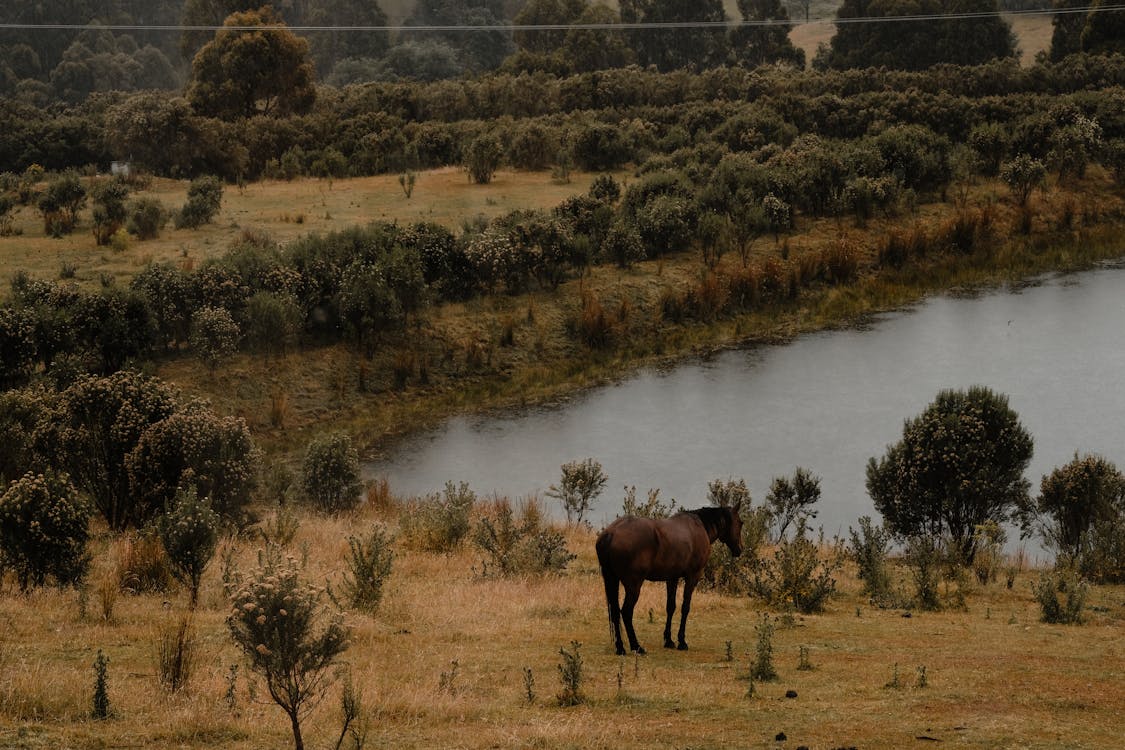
xmin=472 ymin=499 xmax=575 ymax=577
xmin=226 ymin=546 xmax=350 ymax=750
xmin=749 ymin=518 xmax=844 ymax=613
xmin=242 ymin=291 xmax=301 ymax=355
xmin=126 ymin=197 xmax=168 ymax=239
xmin=175 ymin=175 xmax=223 ymax=229
xmin=300 ymin=432 xmax=362 ymax=514
xmin=399 ymin=481 xmax=475 ymax=553
xmin=189 ymin=306 xmax=240 ymax=371
xmin=545 ymin=458 xmax=607 ymax=526
xmin=602 ymin=220 xmax=645 ymax=268
xmin=0 ymin=471 xmax=90 ymax=591
xmin=620 ymin=485 xmax=676 ymax=519
xmin=1032 ymin=568 xmax=1087 ymax=624
xmin=848 ymin=516 xmax=896 ymax=605
xmin=903 ymin=534 xmax=943 ymax=611
xmin=464 ymin=133 xmax=504 ymax=184
xmin=336 ymin=524 xmax=394 ymax=613
xmin=157 ymin=486 xmax=221 ymax=608
xmin=703 ymin=478 xmax=771 ymax=594
xmin=1000 ymin=154 xmax=1047 ymax=206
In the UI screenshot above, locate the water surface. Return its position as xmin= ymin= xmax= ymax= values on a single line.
xmin=368 ymin=264 xmax=1125 ymax=556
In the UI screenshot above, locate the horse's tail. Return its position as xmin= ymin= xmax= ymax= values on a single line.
xmin=595 ymin=530 xmax=620 ymax=642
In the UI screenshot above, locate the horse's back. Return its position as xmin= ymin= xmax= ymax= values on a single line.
xmin=597 ymin=513 xmax=709 ymax=581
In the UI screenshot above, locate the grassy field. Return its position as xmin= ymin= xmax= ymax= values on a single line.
xmin=0 ymin=499 xmax=1122 ymax=750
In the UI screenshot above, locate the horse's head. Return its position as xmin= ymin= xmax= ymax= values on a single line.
xmin=723 ymin=501 xmax=744 ymax=557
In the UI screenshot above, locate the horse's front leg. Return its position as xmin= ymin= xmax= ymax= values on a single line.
xmin=676 ymin=576 xmax=699 ymax=650
xmin=663 ymin=579 xmax=678 ymax=649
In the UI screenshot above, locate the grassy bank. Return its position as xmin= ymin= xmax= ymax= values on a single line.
xmin=0 ymin=500 xmax=1122 ymax=749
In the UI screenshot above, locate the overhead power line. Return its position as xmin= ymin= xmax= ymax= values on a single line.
xmin=0 ymin=4 xmax=1122 ymax=33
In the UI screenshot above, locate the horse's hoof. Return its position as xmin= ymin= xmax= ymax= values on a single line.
xmin=632 ymin=646 xmax=646 ymax=655
xmin=677 ymin=642 xmax=689 ymax=651
xmin=615 ymin=645 xmax=626 ymax=656
xmin=664 ymin=640 xmax=676 ymax=649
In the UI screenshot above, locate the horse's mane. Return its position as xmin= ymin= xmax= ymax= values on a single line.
xmin=683 ymin=506 xmax=733 ymax=538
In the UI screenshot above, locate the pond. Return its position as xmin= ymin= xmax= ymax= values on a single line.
xmin=367 ymin=263 xmax=1125 ymax=560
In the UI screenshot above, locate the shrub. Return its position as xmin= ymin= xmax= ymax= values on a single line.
xmin=156 ymin=486 xmax=220 ymax=608
xmin=603 ymin=220 xmax=645 ymax=268
xmin=766 ymin=467 xmax=820 ymax=541
xmin=1073 ymin=515 xmax=1125 ymax=584
xmin=903 ymin=534 xmax=943 ymax=611
xmin=750 ymin=518 xmax=844 ymax=614
xmin=545 ymin=458 xmax=608 ymax=526
xmin=1021 ymin=453 xmax=1125 ymax=559
xmin=226 ymin=546 xmax=350 ymax=750
xmin=300 ymin=432 xmax=362 ymax=514
xmin=704 ymin=478 xmax=770 ymax=594
xmin=621 ymin=485 xmax=676 ymax=519
xmin=848 ymin=516 xmax=895 ymax=606
xmin=38 ymin=171 xmax=86 ymax=236
xmin=556 ymin=640 xmax=584 ymax=706
xmin=750 ymin=615 xmax=777 ymax=682
xmin=0 ymin=471 xmax=90 ymax=591
xmin=399 ymin=481 xmax=475 ymax=553
xmin=472 ymin=499 xmax=575 ymax=577
xmin=464 ymin=133 xmax=504 ymax=185
xmin=175 ymin=175 xmax=223 ymax=229
xmin=155 ymin=615 xmax=197 ymax=693
xmin=1032 ymin=569 xmax=1087 ymax=624
xmin=126 ymin=197 xmax=167 ymax=239
xmin=336 ymin=524 xmax=394 ymax=613
xmin=113 ymin=531 xmax=173 ymax=594
xmin=999 ymin=154 xmax=1046 ymax=207
xmin=189 ymin=306 xmax=240 ymax=371
xmin=242 ymin=292 xmax=301 ymax=355
xmin=91 ymin=178 xmax=130 ymax=246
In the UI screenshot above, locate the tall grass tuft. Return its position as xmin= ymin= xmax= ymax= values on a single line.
xmin=1032 ymin=569 xmax=1087 ymax=624
xmin=114 ymin=532 xmax=173 ymax=595
xmin=399 ymin=482 xmax=475 ymax=553
xmin=336 ymin=524 xmax=394 ymax=614
xmin=155 ymin=616 xmax=197 ymax=693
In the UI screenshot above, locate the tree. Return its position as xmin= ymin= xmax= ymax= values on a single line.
xmin=766 ymin=467 xmax=820 ymax=541
xmin=226 ymin=546 xmax=350 ymax=750
xmin=619 ymin=0 xmax=729 ymax=71
xmin=1049 ymin=0 xmax=1089 ymax=61
xmin=0 ymin=307 xmax=37 ymax=387
xmin=562 ymin=4 xmax=636 ymax=72
xmin=300 ymin=432 xmax=362 ymax=514
xmin=176 ymin=175 xmax=224 ymax=229
xmin=0 ymin=471 xmax=90 ymax=591
xmin=1080 ymin=0 xmax=1125 ymax=55
xmin=189 ymin=306 xmax=240 ymax=371
xmin=187 ymin=7 xmax=316 ymax=120
xmin=729 ymin=0 xmax=805 ymax=69
xmin=1000 ymin=154 xmax=1047 ymax=206
xmin=1021 ymin=453 xmax=1125 ymax=558
xmin=820 ymin=0 xmax=1016 ymax=71
xmin=464 ymin=133 xmax=504 ymax=185
xmin=37 ymin=170 xmax=86 ymax=235
xmin=546 ymin=458 xmax=608 ymax=525
xmin=157 ymin=485 xmax=220 ymax=608
xmin=51 ymin=370 xmax=180 ymax=531
xmin=91 ymin=177 xmax=130 ymax=246
xmin=866 ymin=386 xmax=1033 ymax=563
xmin=514 ymin=0 xmax=588 ymax=54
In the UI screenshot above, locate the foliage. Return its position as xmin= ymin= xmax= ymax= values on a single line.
xmin=902 ymin=534 xmax=944 ymax=611
xmin=187 ymin=7 xmax=316 ymax=120
xmin=546 ymin=458 xmax=608 ymax=526
xmin=729 ymin=0 xmax=804 ymax=69
xmin=399 ymin=481 xmax=476 ymax=553
xmin=750 ymin=518 xmax=845 ymax=614
xmin=464 ymin=133 xmax=504 ymax=185
xmin=336 ymin=524 xmax=394 ymax=613
xmin=620 ymin=486 xmax=676 ymax=519
xmin=126 ymin=197 xmax=167 ymax=239
xmin=1000 ymin=154 xmax=1047 ymax=206
xmin=704 ymin=478 xmax=770 ymax=593
xmin=156 ymin=615 xmax=198 ymax=693
xmin=176 ymin=175 xmax=224 ymax=229
xmin=92 ymin=650 xmax=110 ymax=720
xmin=866 ymin=386 xmax=1033 ymax=563
xmin=242 ymin=291 xmax=301 ymax=355
xmin=126 ymin=403 xmax=259 ymax=525
xmin=556 ymin=640 xmax=584 ymax=706
xmin=750 ymin=614 xmax=777 ymax=681
xmin=300 ymin=432 xmax=362 ymax=514
xmin=1032 ymin=568 xmax=1087 ymax=624
xmin=189 ymin=305 xmax=240 ymax=371
xmin=226 ymin=546 xmax=350 ymax=750
xmin=848 ymin=516 xmax=896 ymax=606
xmin=156 ymin=486 xmax=221 ymax=608
xmin=766 ymin=467 xmax=820 ymax=541
xmin=0 ymin=306 xmax=37 ymax=387
xmin=619 ymin=0 xmax=728 ymax=72
xmin=90 ymin=178 xmax=130 ymax=246
xmin=0 ymin=471 xmax=90 ymax=591
xmin=37 ymin=170 xmax=86 ymax=236
xmin=472 ymin=499 xmax=576 ymax=577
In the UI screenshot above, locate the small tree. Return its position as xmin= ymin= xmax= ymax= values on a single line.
xmin=176 ymin=175 xmax=224 ymax=229
xmin=157 ymin=486 xmax=220 ymax=608
xmin=0 ymin=471 xmax=90 ymax=591
xmin=189 ymin=306 xmax=240 ymax=371
xmin=866 ymin=386 xmax=1033 ymax=563
xmin=464 ymin=133 xmax=504 ymax=185
xmin=126 ymin=197 xmax=168 ymax=239
xmin=766 ymin=467 xmax=820 ymax=541
xmin=37 ymin=171 xmax=86 ymax=236
xmin=226 ymin=547 xmax=350 ymax=750
xmin=91 ymin=178 xmax=130 ymax=246
xmin=849 ymin=516 xmax=895 ymax=606
xmin=546 ymin=458 xmax=607 ymax=526
xmin=999 ymin=154 xmax=1047 ymax=207
xmin=1021 ymin=453 xmax=1125 ymax=558
xmin=336 ymin=524 xmax=394 ymax=613
xmin=300 ymin=432 xmax=362 ymax=514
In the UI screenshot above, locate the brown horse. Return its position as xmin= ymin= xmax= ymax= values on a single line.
xmin=596 ymin=504 xmax=743 ymax=655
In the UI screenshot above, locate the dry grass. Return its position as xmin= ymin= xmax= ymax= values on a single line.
xmin=0 ymin=501 xmax=1122 ymax=749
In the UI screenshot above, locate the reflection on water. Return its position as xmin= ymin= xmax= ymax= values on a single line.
xmin=368 ymin=265 xmax=1125 ymax=558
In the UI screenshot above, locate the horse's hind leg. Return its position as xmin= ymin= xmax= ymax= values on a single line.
xmin=603 ymin=573 xmax=626 ymax=655
xmin=621 ymin=579 xmax=646 ymax=654
xmin=663 ymin=580 xmax=678 ymax=649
